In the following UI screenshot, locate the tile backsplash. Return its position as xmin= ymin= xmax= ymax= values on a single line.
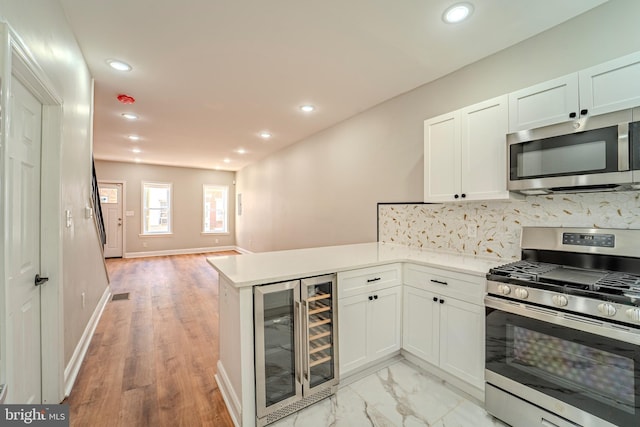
xmin=378 ymin=191 xmax=640 ymax=260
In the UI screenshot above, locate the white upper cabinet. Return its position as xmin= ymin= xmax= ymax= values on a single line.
xmin=508 ymin=74 xmax=579 ymax=132
xmin=424 ymin=95 xmax=510 ymax=203
xmin=509 ymin=51 xmax=640 ymax=133
xmin=424 ymin=111 xmax=460 ymax=202
xmin=460 ymin=96 xmax=510 ymax=201
xmin=579 ymin=51 xmax=640 ymax=117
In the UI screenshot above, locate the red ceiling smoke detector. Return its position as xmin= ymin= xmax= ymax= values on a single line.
xmin=117 ymin=94 xmax=135 ymax=104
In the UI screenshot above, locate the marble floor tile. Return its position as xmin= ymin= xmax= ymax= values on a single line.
xmin=271 ymin=360 xmax=507 ymax=427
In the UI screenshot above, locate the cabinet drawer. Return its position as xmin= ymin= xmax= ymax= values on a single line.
xmin=337 ymin=263 xmax=401 ymax=299
xmin=403 ymin=263 xmax=484 ymax=304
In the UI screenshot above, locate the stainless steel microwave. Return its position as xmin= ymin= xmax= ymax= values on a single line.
xmin=507 ymin=109 xmax=640 ymax=195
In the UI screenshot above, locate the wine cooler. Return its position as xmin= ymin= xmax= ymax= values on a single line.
xmin=254 ymin=274 xmax=339 ymax=426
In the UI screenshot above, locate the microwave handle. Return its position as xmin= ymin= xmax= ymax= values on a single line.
xmin=619 ymin=122 xmax=630 ymax=171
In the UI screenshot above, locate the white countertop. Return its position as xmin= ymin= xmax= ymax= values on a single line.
xmin=207 ymin=242 xmax=505 ymax=287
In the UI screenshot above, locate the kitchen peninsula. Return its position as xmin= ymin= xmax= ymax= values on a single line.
xmin=207 ymin=242 xmax=502 ymax=427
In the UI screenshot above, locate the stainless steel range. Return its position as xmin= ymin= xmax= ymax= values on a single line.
xmin=485 ymin=227 xmax=640 ymax=427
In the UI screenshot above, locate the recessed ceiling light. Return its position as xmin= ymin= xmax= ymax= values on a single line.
xmin=300 ymin=105 xmax=315 ymax=113
xmin=259 ymin=131 xmax=272 ymax=139
xmin=223 ymin=158 xmax=231 ymax=163
xmin=127 ymin=135 xmax=140 ymax=141
xmin=121 ymin=113 xmax=138 ymax=120
xmin=132 ymin=148 xmax=142 ymax=153
xmin=236 ymin=148 xmax=247 ymax=155
xmin=107 ymin=59 xmax=132 ymax=71
xmin=443 ymin=2 xmax=474 ymax=24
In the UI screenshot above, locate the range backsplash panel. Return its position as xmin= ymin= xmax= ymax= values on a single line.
xmin=378 ymin=192 xmax=640 ymax=260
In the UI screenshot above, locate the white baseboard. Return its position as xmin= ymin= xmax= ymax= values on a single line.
xmin=234 ymin=247 xmax=253 ymax=254
xmin=215 ymin=361 xmax=241 ymax=427
xmin=125 ymin=246 xmax=241 ymax=258
xmin=64 ymin=285 xmax=111 ymax=397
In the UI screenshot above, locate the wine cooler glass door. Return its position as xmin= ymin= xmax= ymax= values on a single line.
xmin=302 ymin=274 xmax=339 ymax=391
xmin=254 ymin=280 xmax=302 ymax=418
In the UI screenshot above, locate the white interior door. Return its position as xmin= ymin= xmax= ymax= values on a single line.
xmin=6 ymin=75 xmax=43 ymax=403
xmin=99 ymin=182 xmax=123 ymax=258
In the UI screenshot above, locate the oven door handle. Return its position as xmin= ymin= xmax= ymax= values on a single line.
xmin=485 ymin=295 xmax=640 ymax=346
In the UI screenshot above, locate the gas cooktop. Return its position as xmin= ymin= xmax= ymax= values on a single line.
xmin=488 ymin=260 xmax=640 ymax=303
xmin=486 ymin=227 xmax=640 ymax=322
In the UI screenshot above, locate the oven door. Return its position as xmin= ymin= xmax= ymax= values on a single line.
xmin=485 ymin=296 xmax=640 ymax=427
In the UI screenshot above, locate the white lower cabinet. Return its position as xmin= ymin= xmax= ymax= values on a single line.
xmin=402 ymin=265 xmax=485 ymax=391
xmin=438 ymin=296 xmax=484 ymax=389
xmin=338 ymin=285 xmax=402 ymax=376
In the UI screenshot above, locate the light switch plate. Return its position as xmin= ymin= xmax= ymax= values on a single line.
xmin=125 ymin=211 xmax=135 ymax=217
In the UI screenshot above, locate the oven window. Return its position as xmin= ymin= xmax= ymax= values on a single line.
xmin=486 ymin=308 xmax=640 ymax=427
xmin=509 ymin=326 xmax=634 ymax=411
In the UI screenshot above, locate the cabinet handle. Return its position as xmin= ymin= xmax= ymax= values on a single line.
xmin=432 ymin=297 xmax=438 ymax=302
xmin=439 ymin=299 xmax=445 ymax=304
xmin=373 ymin=295 xmax=378 ymax=300
xmin=461 ymin=193 xmax=466 ymax=198
xmin=366 ymin=277 xmax=381 ymax=283
xmin=454 ymin=194 xmax=459 ymax=199
xmin=569 ymin=112 xmax=577 ymax=118
xmin=430 ymin=279 xmax=448 ymax=286
xmin=580 ymin=109 xmax=588 ymax=116
xmin=368 ymin=295 xmax=373 ymax=301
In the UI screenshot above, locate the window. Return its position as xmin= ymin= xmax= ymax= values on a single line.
xmin=98 ymin=187 xmax=118 ymax=204
xmin=142 ymin=182 xmax=172 ymax=234
xmin=203 ymin=185 xmax=228 ymax=233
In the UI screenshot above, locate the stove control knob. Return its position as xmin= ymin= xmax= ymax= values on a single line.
xmin=597 ymin=303 xmax=617 ymax=316
xmin=552 ymin=295 xmax=568 ymax=307
xmin=515 ymin=288 xmax=529 ymax=299
xmin=498 ymin=284 xmax=511 ymax=295
xmin=626 ymin=308 xmax=640 ymax=323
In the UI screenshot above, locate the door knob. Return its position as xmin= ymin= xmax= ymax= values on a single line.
xmin=35 ymin=274 xmax=49 ymax=286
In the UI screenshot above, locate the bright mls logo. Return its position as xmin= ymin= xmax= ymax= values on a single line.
xmin=0 ymin=405 xmax=68 ymax=426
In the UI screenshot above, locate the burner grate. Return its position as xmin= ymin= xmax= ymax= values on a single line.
xmin=490 ymin=261 xmax=559 ymax=281
xmin=595 ymin=272 xmax=640 ymax=297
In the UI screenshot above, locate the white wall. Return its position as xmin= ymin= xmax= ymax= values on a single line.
xmin=95 ymin=160 xmax=236 ymax=255
xmin=236 ymin=0 xmax=640 ymax=253
xmin=0 ymin=0 xmax=109 ymax=373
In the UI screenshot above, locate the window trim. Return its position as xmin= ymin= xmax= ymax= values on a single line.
xmin=141 ymin=181 xmax=173 ymax=235
xmin=202 ymin=184 xmax=229 ymax=234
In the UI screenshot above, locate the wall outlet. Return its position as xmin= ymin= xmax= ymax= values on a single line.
xmin=467 ymin=224 xmax=477 ymax=238
xmin=142 ymin=242 xmax=148 ymax=248
xmin=215 ymin=238 xmax=219 ymax=244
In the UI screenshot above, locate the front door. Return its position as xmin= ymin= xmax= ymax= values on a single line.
xmin=99 ymin=182 xmax=123 ymax=258
xmin=6 ymin=75 xmax=43 ymax=403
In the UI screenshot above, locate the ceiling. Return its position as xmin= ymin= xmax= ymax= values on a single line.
xmin=60 ymin=0 xmax=607 ymax=171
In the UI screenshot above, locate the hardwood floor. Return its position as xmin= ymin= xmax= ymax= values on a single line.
xmin=66 ymin=253 xmax=237 ymax=427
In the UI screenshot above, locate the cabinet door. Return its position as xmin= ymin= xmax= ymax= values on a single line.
xmin=579 ymin=51 xmax=640 ymax=117
xmin=338 ymin=294 xmax=369 ymax=376
xmin=424 ymin=111 xmax=461 ymax=202
xmin=402 ymin=286 xmax=439 ymax=365
xmin=439 ymin=297 xmax=484 ymax=390
xmin=368 ymin=286 xmax=402 ymax=360
xmin=508 ymin=73 xmax=579 ymax=132
xmin=460 ymin=95 xmax=509 ymax=201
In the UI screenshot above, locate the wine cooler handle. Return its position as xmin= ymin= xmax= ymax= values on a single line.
xmin=303 ymin=300 xmax=310 ymax=382
xmin=294 ymin=300 xmax=303 ymax=386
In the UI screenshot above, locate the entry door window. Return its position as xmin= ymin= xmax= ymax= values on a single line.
xmin=142 ymin=182 xmax=172 ymax=234
xmin=99 ymin=187 xmax=118 ymax=204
